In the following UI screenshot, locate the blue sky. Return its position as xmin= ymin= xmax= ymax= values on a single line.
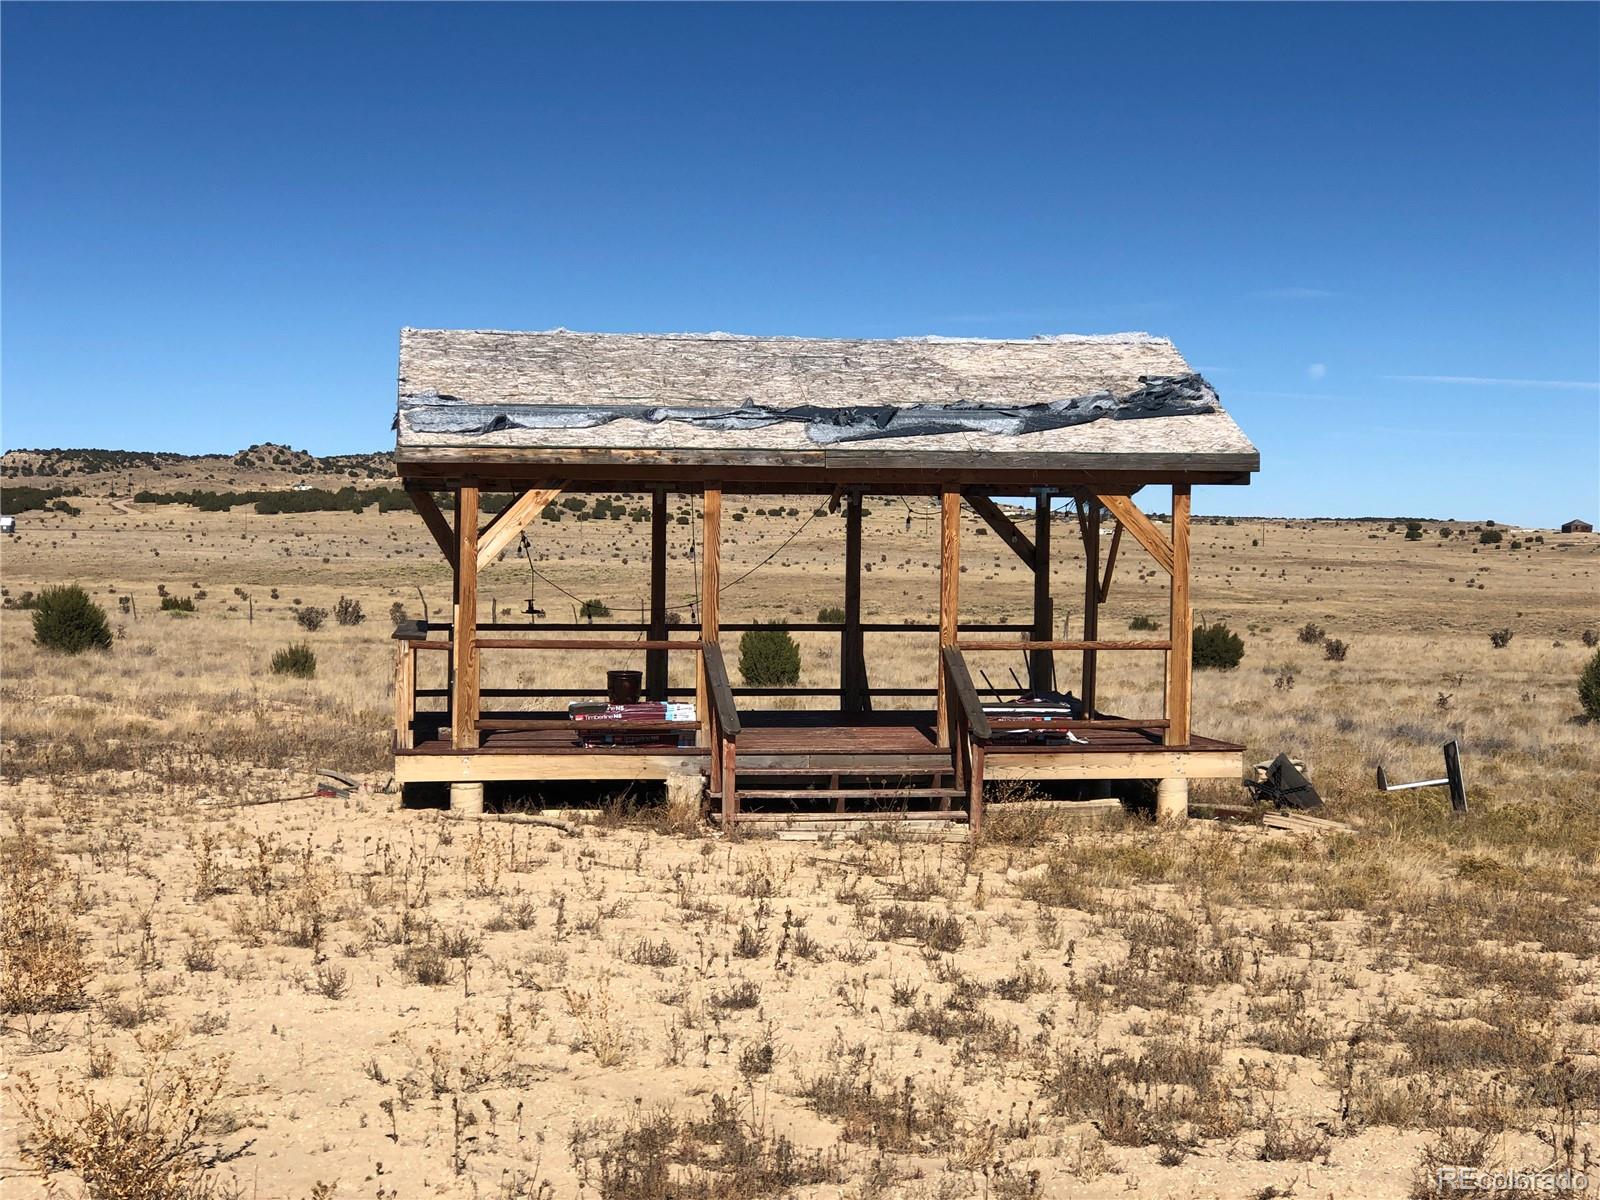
xmin=3 ymin=3 xmax=1596 ymax=524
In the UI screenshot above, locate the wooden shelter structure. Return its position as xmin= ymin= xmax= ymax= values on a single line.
xmin=391 ymin=328 xmax=1259 ymax=828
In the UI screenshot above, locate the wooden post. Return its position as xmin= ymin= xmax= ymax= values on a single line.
xmin=394 ymin=640 xmax=415 ymax=751
xmin=697 ymin=488 xmax=721 ymax=749
xmin=1031 ymin=492 xmax=1054 ymax=693
xmin=842 ymin=491 xmax=869 ymax=712
xmin=937 ymin=486 xmax=960 ymax=747
xmin=1164 ymin=485 xmax=1191 ymax=749
xmin=646 ymin=489 xmax=668 ymax=701
xmin=452 ymin=486 xmax=480 ymax=751
xmin=1081 ymin=500 xmax=1101 ymax=715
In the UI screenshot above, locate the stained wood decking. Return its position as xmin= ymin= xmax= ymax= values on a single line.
xmin=404 ymin=709 xmax=1241 ymax=757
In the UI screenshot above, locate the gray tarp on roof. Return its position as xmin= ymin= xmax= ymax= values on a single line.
xmin=396 ymin=374 xmax=1219 ymax=446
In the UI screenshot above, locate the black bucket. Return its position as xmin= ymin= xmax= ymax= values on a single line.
xmin=606 ymin=669 xmax=643 ymax=705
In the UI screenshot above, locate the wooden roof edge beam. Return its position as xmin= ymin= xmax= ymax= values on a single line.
xmin=1096 ymin=493 xmax=1174 ymax=575
xmin=405 ymin=484 xmax=458 ymax=570
xmin=477 ymin=483 xmax=567 ymax=571
xmin=961 ymin=490 xmax=1036 ymax=571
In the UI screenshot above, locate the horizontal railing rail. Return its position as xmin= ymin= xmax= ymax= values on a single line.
xmin=957 ymin=639 xmax=1170 ymax=652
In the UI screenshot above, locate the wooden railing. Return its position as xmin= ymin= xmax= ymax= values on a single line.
xmin=940 ymin=647 xmax=990 ymax=836
xmin=700 ymin=642 xmax=740 ymax=824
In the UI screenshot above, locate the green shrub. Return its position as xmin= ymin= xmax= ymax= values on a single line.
xmin=333 ymin=596 xmax=364 ymax=626
xmin=159 ymin=595 xmax=196 ymax=613
xmin=1297 ymin=622 xmax=1325 ymax=644
xmin=1580 ymin=650 xmax=1600 ymax=721
xmin=1128 ymin=614 xmax=1159 ymax=632
xmin=817 ymin=605 xmax=846 ymax=624
xmin=294 ymin=606 xmax=328 ymax=632
xmin=1479 ymin=529 xmax=1502 ymax=545
xmin=31 ymin=585 xmax=112 ymax=655
xmin=271 ymin=643 xmax=316 ymax=678
xmin=1323 ymin=638 xmax=1348 ymax=662
xmin=1489 ymin=627 xmax=1514 ymax=649
xmin=739 ymin=624 xmax=801 ymax=687
xmin=579 ymin=599 xmax=611 ymax=621
xmin=1404 ymin=522 xmax=1423 ymax=541
xmin=1191 ymin=621 xmax=1244 ymax=671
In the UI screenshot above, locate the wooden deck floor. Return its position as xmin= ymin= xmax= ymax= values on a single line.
xmin=405 ymin=709 xmax=1242 ymax=757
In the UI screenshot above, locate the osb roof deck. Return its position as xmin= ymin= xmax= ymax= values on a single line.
xmin=394 ymin=328 xmax=1259 ymax=487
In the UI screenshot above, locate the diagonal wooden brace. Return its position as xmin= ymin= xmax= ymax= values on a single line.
xmin=477 ymin=484 xmax=566 ymax=571
xmin=1097 ymin=493 xmax=1174 ymax=575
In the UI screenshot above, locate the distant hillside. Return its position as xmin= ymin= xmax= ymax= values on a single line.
xmin=0 ymin=443 xmax=396 ymax=495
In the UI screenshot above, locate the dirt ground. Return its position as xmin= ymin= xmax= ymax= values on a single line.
xmin=1 ymin=477 xmax=1596 ymax=1199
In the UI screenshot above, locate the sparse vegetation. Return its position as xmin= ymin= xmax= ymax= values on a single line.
xmin=31 ymin=583 xmax=113 ymax=655
xmin=738 ymin=623 xmax=801 ymax=686
xmin=294 ymin=605 xmax=328 ymax=631
xmin=270 ymin=642 xmax=317 ymax=678
xmin=0 ymin=483 xmax=1596 ymax=1197
xmin=1191 ymin=620 xmax=1244 ymax=670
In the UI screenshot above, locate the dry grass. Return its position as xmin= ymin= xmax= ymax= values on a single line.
xmin=0 ymin=491 xmax=1596 ymax=1196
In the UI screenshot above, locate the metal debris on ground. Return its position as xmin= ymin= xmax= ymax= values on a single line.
xmin=1244 ymin=753 xmax=1322 ymax=810
xmin=1376 ymin=739 xmax=1468 ymax=814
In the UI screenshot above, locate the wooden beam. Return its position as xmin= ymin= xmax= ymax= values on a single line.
xmin=697 ymin=488 xmax=721 ymax=751
xmin=1098 ymin=521 xmax=1123 ymax=604
xmin=842 ymin=492 xmax=870 ymax=712
xmin=476 ymin=483 xmax=565 ymax=571
xmin=962 ymin=491 xmax=1036 ymax=570
xmin=452 ymin=486 xmax=481 ymax=750
xmin=1031 ymin=493 xmax=1054 ymax=691
xmin=406 ymin=485 xmax=457 ymax=570
xmin=1165 ymin=485 xmax=1192 ymax=749
xmin=646 ymin=489 xmax=669 ymax=701
xmin=1081 ymin=501 xmax=1100 ymax=714
xmin=1096 ymin=493 xmax=1174 ymax=576
xmin=394 ymin=641 xmax=415 ymax=751
xmin=937 ymin=486 xmax=960 ymax=747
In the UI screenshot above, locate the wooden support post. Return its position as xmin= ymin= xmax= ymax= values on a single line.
xmin=646 ymin=489 xmax=668 ymax=701
xmin=1031 ymin=493 xmax=1054 ymax=692
xmin=697 ymin=488 xmax=721 ymax=750
xmin=394 ymin=641 xmax=415 ymax=751
xmin=937 ymin=486 xmax=960 ymax=747
xmin=1081 ymin=500 xmax=1101 ymax=715
xmin=1165 ymin=485 xmax=1192 ymax=751
xmin=968 ymin=743 xmax=986 ymax=838
xmin=842 ymin=491 xmax=870 ymax=712
xmin=452 ymin=486 xmax=481 ymax=751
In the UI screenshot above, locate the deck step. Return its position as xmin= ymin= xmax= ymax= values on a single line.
xmin=727 ymin=809 xmax=969 ymax=825
xmin=735 ymin=752 xmax=955 ymax=773
xmin=735 ymin=787 xmax=966 ymax=801
xmin=735 ymin=765 xmax=950 ymax=777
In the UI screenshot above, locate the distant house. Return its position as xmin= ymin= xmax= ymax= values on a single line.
xmin=1561 ymin=518 xmax=1593 ymax=534
xmin=0 ymin=515 xmax=14 ymax=535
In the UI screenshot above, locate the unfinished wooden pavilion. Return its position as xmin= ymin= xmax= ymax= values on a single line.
xmin=391 ymin=328 xmax=1259 ymax=829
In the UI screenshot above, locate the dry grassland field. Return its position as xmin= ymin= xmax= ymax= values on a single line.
xmin=1 ymin=454 xmax=1598 ymax=1200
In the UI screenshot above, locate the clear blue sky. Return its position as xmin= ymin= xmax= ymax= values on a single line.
xmin=4 ymin=3 xmax=1596 ymax=524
